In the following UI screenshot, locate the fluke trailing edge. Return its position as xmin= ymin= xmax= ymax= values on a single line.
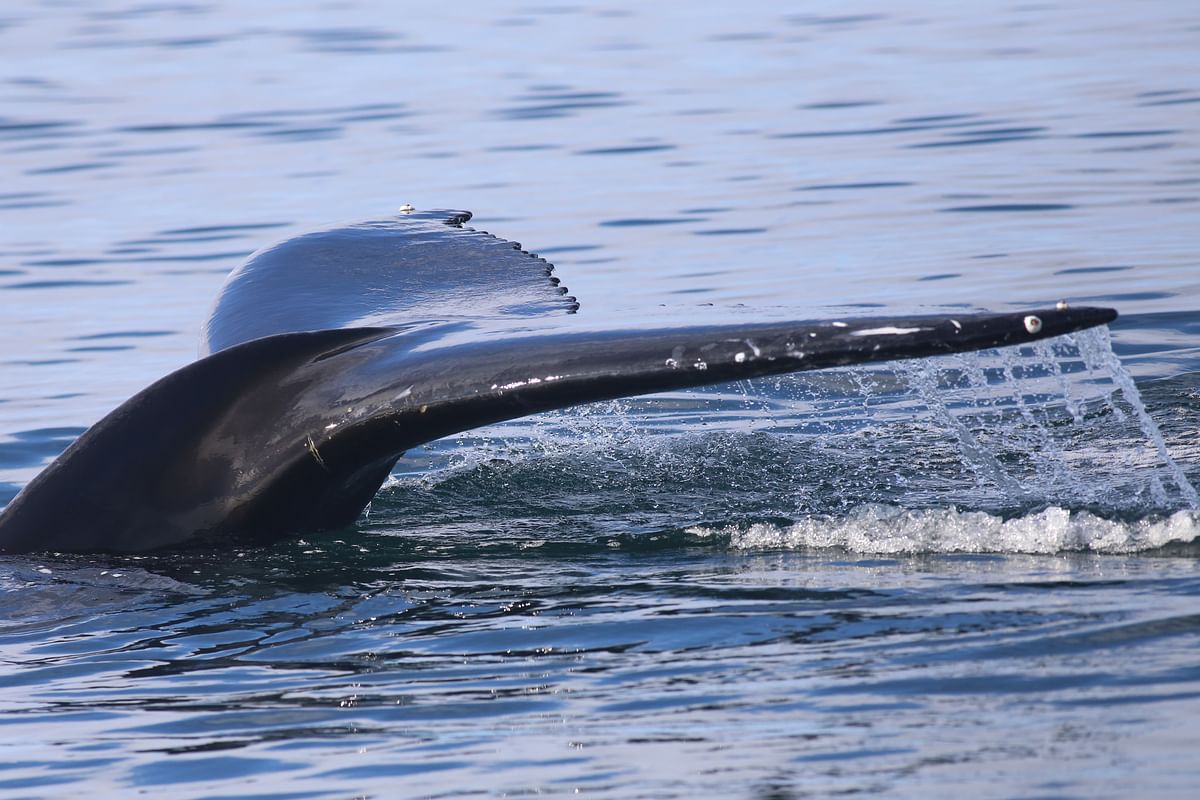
xmin=0 ymin=209 xmax=1117 ymax=554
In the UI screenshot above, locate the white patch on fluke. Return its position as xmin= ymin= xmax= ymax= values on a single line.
xmin=851 ymin=326 xmax=924 ymax=337
xmin=494 ymin=377 xmax=544 ymax=392
xmin=490 ymin=375 xmax=562 ymax=392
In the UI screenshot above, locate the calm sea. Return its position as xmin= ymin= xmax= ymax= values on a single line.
xmin=1 ymin=2 xmax=1199 ymax=797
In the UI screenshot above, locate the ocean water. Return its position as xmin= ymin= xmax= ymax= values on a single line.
xmin=2 ymin=1 xmax=1199 ymax=797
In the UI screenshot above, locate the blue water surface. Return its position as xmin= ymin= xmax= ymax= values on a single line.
xmin=2 ymin=2 xmax=1199 ymax=797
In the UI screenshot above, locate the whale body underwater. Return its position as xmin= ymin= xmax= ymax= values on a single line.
xmin=0 ymin=209 xmax=1117 ymax=554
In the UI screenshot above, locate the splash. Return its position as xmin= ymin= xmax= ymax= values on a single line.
xmin=693 ymin=505 xmax=1200 ymax=555
xmin=393 ymin=325 xmax=1198 ymax=553
xmin=1074 ymin=327 xmax=1199 ymax=507
xmin=685 ymin=326 xmax=1200 ymax=554
xmin=898 ymin=326 xmax=1198 ymax=510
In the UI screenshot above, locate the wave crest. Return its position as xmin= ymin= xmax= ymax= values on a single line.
xmin=692 ymin=505 xmax=1200 ymax=554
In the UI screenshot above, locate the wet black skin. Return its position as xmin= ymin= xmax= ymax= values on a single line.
xmin=0 ymin=209 xmax=1117 ymax=553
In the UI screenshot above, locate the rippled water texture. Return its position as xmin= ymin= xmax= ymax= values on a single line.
xmin=2 ymin=2 xmax=1199 ymax=797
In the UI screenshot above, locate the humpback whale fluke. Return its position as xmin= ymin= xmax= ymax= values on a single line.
xmin=0 ymin=209 xmax=1117 ymax=554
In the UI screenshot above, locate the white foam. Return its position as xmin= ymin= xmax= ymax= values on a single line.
xmin=692 ymin=505 xmax=1200 ymax=554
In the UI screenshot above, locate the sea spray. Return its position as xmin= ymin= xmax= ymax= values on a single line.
xmin=390 ymin=325 xmax=1197 ymax=552
xmin=906 ymin=356 xmax=1029 ymax=498
xmin=1074 ymin=327 xmax=1199 ymax=508
xmin=874 ymin=326 xmax=1197 ymax=513
xmin=696 ymin=505 xmax=1200 ymax=555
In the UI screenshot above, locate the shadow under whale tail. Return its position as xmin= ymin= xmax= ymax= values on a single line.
xmin=0 ymin=304 xmax=1115 ymax=554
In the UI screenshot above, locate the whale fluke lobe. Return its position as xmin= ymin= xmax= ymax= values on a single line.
xmin=0 ymin=209 xmax=1117 ymax=553
xmin=202 ymin=209 xmax=577 ymax=355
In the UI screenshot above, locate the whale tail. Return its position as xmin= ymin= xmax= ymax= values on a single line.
xmin=0 ymin=210 xmax=1118 ymax=553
